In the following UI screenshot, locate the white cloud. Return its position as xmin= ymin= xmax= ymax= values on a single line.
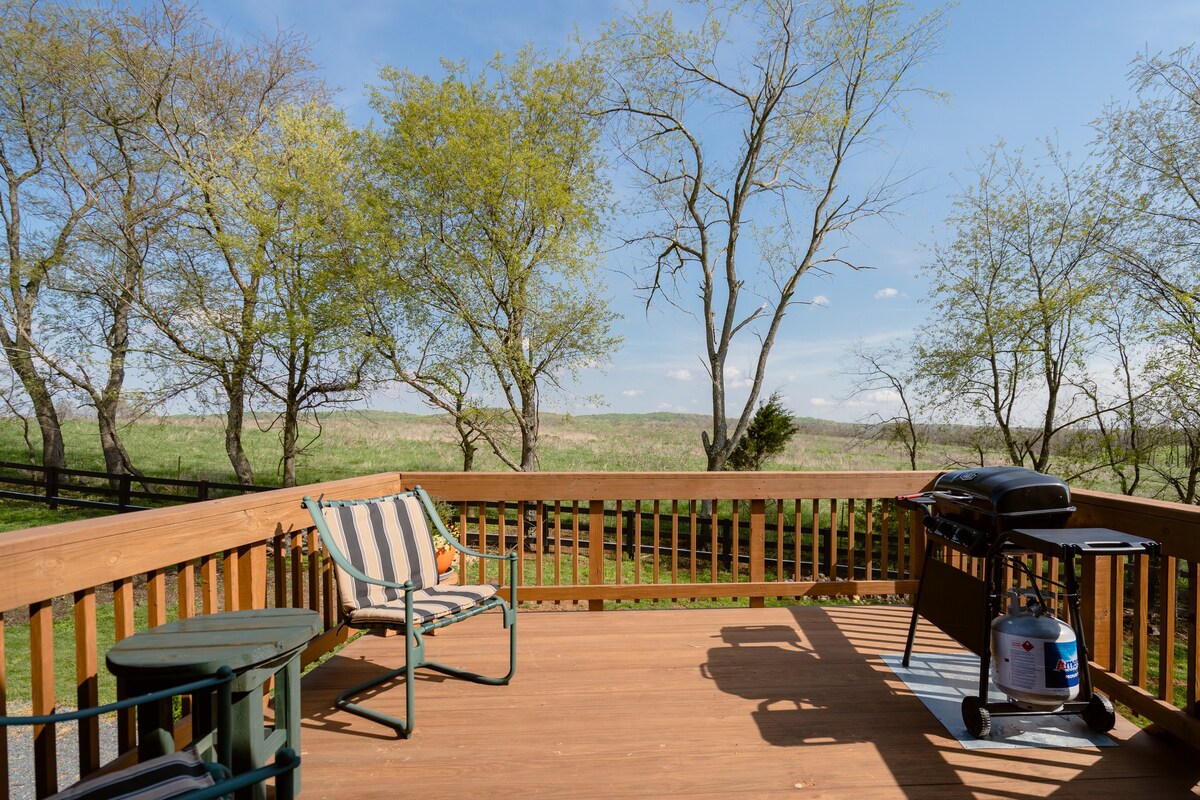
xmin=811 ymin=295 xmax=830 ymax=307
xmin=873 ymin=287 xmax=899 ymax=300
xmin=809 ymin=397 xmax=831 ymax=407
xmin=622 ymin=389 xmax=644 ymax=397
xmin=726 ymin=366 xmax=754 ymax=389
xmin=666 ymin=369 xmax=693 ymax=381
xmin=844 ymin=389 xmax=902 ymax=408
xmin=657 ymin=402 xmax=688 ymax=412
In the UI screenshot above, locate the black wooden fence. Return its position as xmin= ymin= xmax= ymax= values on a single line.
xmin=0 ymin=461 xmax=270 ymax=513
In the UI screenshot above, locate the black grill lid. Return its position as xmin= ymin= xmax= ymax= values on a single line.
xmin=933 ymin=466 xmax=1071 ymax=517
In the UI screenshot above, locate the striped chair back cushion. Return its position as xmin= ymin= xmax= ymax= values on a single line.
xmin=320 ymin=494 xmax=439 ymax=614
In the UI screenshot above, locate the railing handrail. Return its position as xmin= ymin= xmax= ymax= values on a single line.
xmin=396 ymin=469 xmax=944 ymax=501
xmin=0 ymin=473 xmax=402 ymax=612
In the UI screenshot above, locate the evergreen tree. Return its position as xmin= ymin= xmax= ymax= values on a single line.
xmin=727 ymin=393 xmax=799 ymax=471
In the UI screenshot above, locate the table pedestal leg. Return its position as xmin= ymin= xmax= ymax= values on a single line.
xmin=231 ymin=685 xmax=267 ymax=800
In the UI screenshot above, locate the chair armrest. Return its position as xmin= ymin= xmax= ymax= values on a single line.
xmin=0 ymin=667 xmax=235 ymax=727
xmin=414 ymin=486 xmax=521 ymax=562
xmin=181 ymin=748 xmax=300 ymax=800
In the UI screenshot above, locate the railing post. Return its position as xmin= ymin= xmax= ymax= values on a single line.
xmin=588 ymin=500 xmax=605 ymax=611
xmin=749 ymin=499 xmax=765 ymax=609
xmin=1080 ymin=556 xmax=1113 ymax=670
xmin=198 ymin=479 xmax=209 ymax=502
xmin=119 ymin=473 xmax=131 ymax=511
xmin=46 ymin=464 xmax=58 ymax=510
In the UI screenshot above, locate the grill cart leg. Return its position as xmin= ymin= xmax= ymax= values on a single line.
xmin=903 ymin=546 xmax=935 ymax=667
xmin=1061 ymin=552 xmax=1117 ymax=733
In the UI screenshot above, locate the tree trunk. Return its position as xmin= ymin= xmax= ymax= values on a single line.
xmin=224 ymin=388 xmax=255 ymax=485
xmin=3 ymin=337 xmax=66 ymax=469
xmin=281 ymin=402 xmax=299 ymax=488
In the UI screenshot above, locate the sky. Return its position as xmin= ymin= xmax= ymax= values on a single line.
xmin=198 ymin=0 xmax=1200 ymax=423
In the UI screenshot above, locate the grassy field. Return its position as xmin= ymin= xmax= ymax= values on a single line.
xmin=0 ymin=410 xmax=968 ymax=488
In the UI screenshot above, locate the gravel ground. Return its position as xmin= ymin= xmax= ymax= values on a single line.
xmin=5 ymin=705 xmax=119 ymax=800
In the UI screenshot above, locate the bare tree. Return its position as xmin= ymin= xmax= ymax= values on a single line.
xmin=842 ymin=341 xmax=923 ymax=469
xmin=600 ymin=0 xmax=945 ymax=470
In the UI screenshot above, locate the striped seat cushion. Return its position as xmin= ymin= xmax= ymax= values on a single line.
xmin=345 ymin=584 xmax=500 ymax=628
xmin=320 ymin=494 xmax=440 ymax=615
xmin=50 ymin=748 xmax=214 ymax=800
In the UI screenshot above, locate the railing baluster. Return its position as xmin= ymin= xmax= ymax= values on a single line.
xmin=178 ymin=561 xmax=196 ymax=620
xmin=671 ymin=499 xmax=680 ymax=586
xmin=1132 ymin=554 xmax=1150 ymax=688
xmin=689 ymin=500 xmax=698 ymax=585
xmin=0 ymin=612 xmax=7 ymax=800
xmin=1110 ymin=557 xmax=1126 ymax=672
xmin=113 ymin=577 xmax=136 ymax=751
xmin=534 ymin=500 xmax=544 ymax=591
xmin=30 ymin=599 xmax=56 ymax=797
xmin=273 ymin=533 xmax=287 ymax=609
xmin=74 ymin=588 xmax=100 ymax=777
xmin=633 ymin=500 xmax=643 ymax=586
xmin=321 ymin=540 xmax=336 ymax=630
xmin=731 ymin=499 xmax=740 ymax=586
xmin=774 ymin=499 xmax=785 ymax=586
xmin=290 ymin=531 xmax=304 ymax=611
xmin=614 ymin=500 xmax=623 ymax=587
xmin=1159 ymin=556 xmax=1177 ymax=703
xmin=847 ymin=499 xmax=857 ymax=585
xmin=1188 ymin=559 xmax=1199 ymax=717
xmin=306 ymin=532 xmax=320 ymax=615
xmin=222 ymin=550 xmax=239 ymax=611
xmin=498 ymin=501 xmax=507 ymax=588
xmin=881 ymin=499 xmax=891 ymax=581
xmin=147 ymin=568 xmax=166 ymax=627
xmin=552 ymin=501 xmax=562 ymax=592
xmin=868 ymin=501 xmax=878 ymax=582
xmin=201 ymin=554 xmax=219 ymax=615
xmin=572 ymin=500 xmax=581 ymax=591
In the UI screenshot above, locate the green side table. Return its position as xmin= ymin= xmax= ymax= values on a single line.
xmin=106 ymin=608 xmax=321 ymax=800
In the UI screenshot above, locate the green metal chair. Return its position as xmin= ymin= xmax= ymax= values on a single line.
xmin=0 ymin=667 xmax=299 ymax=799
xmin=302 ymin=485 xmax=517 ymax=737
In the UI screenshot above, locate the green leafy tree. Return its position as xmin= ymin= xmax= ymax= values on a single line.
xmin=726 ymin=392 xmax=799 ymax=471
xmin=367 ymin=48 xmax=620 ymax=472
xmin=129 ymin=8 xmax=322 ymax=484
xmin=600 ymin=0 xmax=946 ymax=472
xmin=0 ymin=0 xmax=98 ymax=470
xmin=230 ymin=103 xmax=378 ymax=487
xmin=1098 ymin=45 xmax=1200 ymax=503
xmin=917 ymin=142 xmax=1113 ymax=473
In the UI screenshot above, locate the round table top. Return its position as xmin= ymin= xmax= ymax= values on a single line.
xmin=106 ymin=608 xmax=322 ymax=680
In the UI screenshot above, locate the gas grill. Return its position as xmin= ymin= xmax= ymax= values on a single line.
xmin=897 ymin=466 xmax=1159 ymax=738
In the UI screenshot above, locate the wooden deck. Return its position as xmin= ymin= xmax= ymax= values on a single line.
xmin=294 ymin=606 xmax=1198 ymax=799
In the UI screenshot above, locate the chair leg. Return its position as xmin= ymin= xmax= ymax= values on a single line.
xmin=425 ymin=603 xmax=517 ymax=686
xmin=334 ymin=604 xmax=517 ymax=736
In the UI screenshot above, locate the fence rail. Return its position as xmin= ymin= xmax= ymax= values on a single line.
xmin=0 ymin=469 xmax=1197 ymax=798
xmin=0 ymin=461 xmax=269 ymax=512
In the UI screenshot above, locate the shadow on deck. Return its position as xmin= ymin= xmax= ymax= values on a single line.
xmin=294 ymin=605 xmax=1198 ymax=799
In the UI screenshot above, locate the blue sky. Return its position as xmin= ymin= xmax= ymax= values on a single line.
xmin=201 ymin=1 xmax=1200 ymax=422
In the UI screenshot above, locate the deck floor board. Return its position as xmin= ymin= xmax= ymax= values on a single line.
xmin=294 ymin=606 xmax=1198 ymax=799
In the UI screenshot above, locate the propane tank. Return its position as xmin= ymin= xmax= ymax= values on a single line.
xmin=990 ymin=589 xmax=1080 ymax=710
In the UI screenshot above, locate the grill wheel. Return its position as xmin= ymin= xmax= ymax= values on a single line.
xmin=961 ymin=695 xmax=991 ymax=738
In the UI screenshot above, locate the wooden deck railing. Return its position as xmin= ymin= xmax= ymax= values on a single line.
xmin=0 ymin=469 xmax=1196 ymax=798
